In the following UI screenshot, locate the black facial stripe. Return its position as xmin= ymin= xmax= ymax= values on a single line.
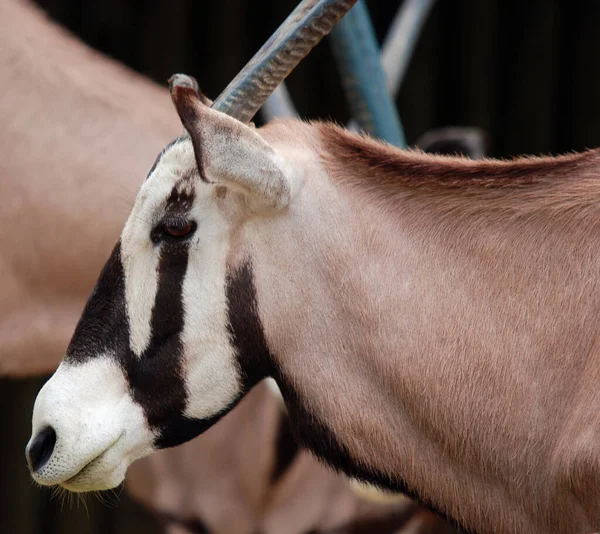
xmin=133 ymin=180 xmax=227 ymax=449
xmin=150 ymin=181 xmax=198 ymax=245
xmin=64 ymin=240 xmax=196 ymax=447
xmin=271 ymin=408 xmax=300 ymax=483
xmin=165 ymin=182 xmax=195 ymax=212
xmin=66 ymin=242 xmax=129 ymax=363
xmin=65 ymin=181 xmax=233 ymax=449
xmin=145 ymin=224 xmax=243 ymax=449
xmin=150 ymin=243 xmax=188 ymax=346
xmin=225 ymin=261 xmax=274 ymax=391
xmin=124 ymin=240 xmax=188 ymax=435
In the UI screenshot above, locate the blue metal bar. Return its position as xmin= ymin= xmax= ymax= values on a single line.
xmin=329 ymin=0 xmax=406 ymax=146
xmin=260 ymin=0 xmax=436 ymax=147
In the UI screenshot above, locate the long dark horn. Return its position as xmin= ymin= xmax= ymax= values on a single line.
xmin=211 ymin=0 xmax=358 ymax=123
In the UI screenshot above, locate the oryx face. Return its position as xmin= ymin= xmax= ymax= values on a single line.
xmin=26 ymin=75 xmax=292 ymax=492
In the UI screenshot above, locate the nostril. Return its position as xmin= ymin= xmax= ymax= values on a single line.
xmin=26 ymin=426 xmax=57 ymax=472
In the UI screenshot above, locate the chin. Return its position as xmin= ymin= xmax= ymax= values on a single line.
xmin=59 ymin=464 xmax=127 ymax=493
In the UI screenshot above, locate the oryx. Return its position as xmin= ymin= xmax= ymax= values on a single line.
xmin=27 ymin=73 xmax=600 ymax=534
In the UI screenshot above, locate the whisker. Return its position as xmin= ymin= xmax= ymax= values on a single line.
xmin=77 ymin=492 xmax=90 ymax=518
xmin=48 ymin=485 xmax=70 ymax=512
xmin=93 ymin=490 xmax=106 ymax=507
xmin=109 ymin=486 xmax=123 ymax=505
xmin=93 ymin=489 xmax=120 ymax=509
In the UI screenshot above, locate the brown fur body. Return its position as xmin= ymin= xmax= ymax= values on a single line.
xmin=248 ymin=120 xmax=600 ymax=534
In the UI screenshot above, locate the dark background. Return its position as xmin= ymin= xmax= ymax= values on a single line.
xmin=33 ymin=0 xmax=600 ymax=157
xmin=4 ymin=0 xmax=600 ymax=533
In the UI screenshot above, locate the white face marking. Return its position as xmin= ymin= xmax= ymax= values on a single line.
xmin=180 ymin=201 xmax=241 ymax=419
xmin=122 ymin=245 xmax=159 ymax=356
xmin=120 ymin=142 xmax=192 ymax=357
xmin=27 ymin=106 xmax=296 ymax=492
xmin=28 ymin=357 xmax=153 ymax=491
xmin=150 ymin=139 xmax=243 ymax=420
xmin=27 ymin=137 xmax=245 ymax=491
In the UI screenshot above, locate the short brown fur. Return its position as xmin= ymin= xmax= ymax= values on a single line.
xmin=251 ymin=120 xmax=600 ymax=534
xmin=320 ymin=122 xmax=599 ymax=191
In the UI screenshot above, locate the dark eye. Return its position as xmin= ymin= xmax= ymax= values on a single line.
xmin=162 ymin=220 xmax=196 ymax=239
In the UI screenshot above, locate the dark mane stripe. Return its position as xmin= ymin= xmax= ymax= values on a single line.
xmin=319 ymin=123 xmax=600 ymax=193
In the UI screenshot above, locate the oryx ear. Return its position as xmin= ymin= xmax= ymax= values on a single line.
xmin=168 ymin=74 xmax=291 ymax=212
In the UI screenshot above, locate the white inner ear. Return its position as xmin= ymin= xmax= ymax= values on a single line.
xmin=199 ymin=120 xmax=292 ymax=212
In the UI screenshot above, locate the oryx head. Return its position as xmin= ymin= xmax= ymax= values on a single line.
xmin=25 ymin=76 xmax=295 ymax=491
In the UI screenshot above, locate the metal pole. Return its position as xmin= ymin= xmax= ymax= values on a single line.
xmin=329 ymin=0 xmax=406 ymax=146
xmin=382 ymin=0 xmax=437 ymax=97
xmin=212 ymin=0 xmax=358 ymax=123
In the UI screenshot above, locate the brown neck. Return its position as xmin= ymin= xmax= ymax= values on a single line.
xmin=252 ymin=121 xmax=600 ymax=534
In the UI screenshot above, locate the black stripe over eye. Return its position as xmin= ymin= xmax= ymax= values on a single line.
xmin=152 ymin=218 xmax=197 ymax=243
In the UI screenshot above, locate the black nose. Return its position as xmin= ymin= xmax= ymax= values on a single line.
xmin=26 ymin=426 xmax=56 ymax=472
